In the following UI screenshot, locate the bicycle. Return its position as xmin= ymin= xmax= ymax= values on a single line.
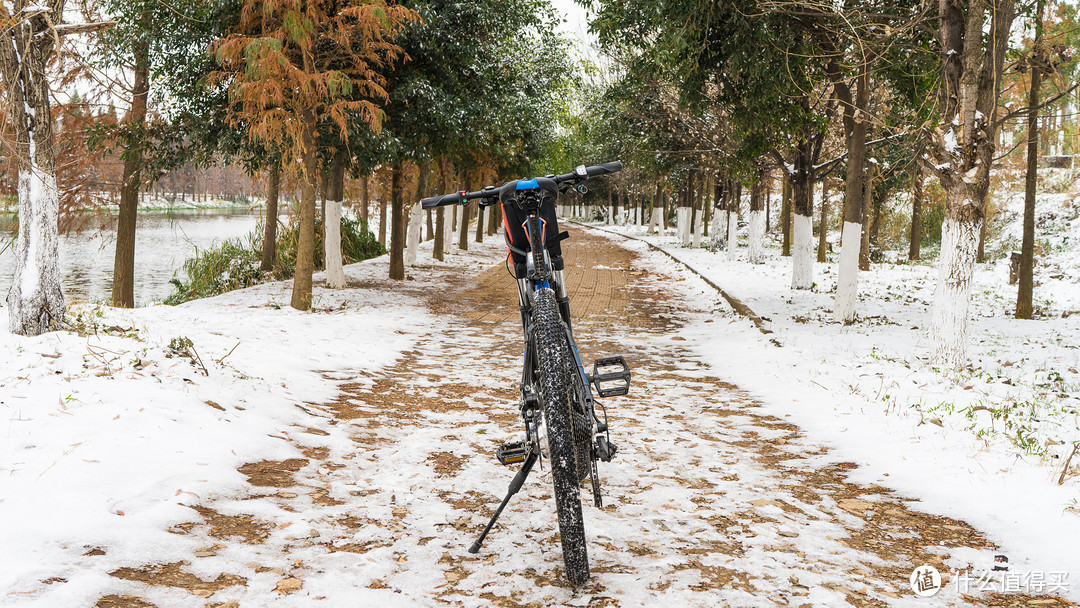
xmin=420 ymin=161 xmax=632 ymax=585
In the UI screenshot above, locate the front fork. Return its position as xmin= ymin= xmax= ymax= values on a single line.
xmin=517 ymin=269 xmax=571 ymax=328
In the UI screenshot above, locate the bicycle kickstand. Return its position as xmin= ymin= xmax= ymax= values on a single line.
xmin=468 ymin=451 xmax=538 ymax=554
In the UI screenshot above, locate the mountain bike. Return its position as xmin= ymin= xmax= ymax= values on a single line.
xmin=421 ymin=161 xmax=632 ymax=585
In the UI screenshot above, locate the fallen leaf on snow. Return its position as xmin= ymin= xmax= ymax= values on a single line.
xmin=274 ymin=577 xmax=303 ymax=594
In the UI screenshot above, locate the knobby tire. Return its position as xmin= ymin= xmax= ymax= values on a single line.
xmin=532 ymin=288 xmax=589 ymax=585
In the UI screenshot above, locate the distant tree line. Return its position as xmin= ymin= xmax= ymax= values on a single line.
xmin=559 ymin=0 xmax=1077 ymax=367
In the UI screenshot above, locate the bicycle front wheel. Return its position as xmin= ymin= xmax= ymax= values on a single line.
xmin=532 ymin=287 xmax=589 ymax=585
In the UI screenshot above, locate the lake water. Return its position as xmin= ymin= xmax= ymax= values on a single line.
xmin=0 ymin=209 xmax=270 ymax=307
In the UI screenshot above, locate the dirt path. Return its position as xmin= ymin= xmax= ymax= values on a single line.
xmin=96 ymin=229 xmax=1074 ymax=607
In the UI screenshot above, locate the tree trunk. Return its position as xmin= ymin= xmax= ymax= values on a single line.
xmin=690 ymin=177 xmax=700 ymax=246
xmin=931 ymin=195 xmax=982 ymax=367
xmin=319 ymin=169 xmax=328 ymax=235
xmin=834 ymin=63 xmax=870 ymax=326
xmin=701 ymin=183 xmax=710 ymax=237
xmin=378 ymin=198 xmax=387 ymax=247
xmin=406 ymin=157 xmax=429 ymax=266
xmin=693 ymin=177 xmax=704 ymax=248
xmin=748 ymin=171 xmax=766 ymax=264
xmin=389 ymin=162 xmax=405 ymax=280
xmin=908 ymin=167 xmax=923 ymax=261
xmin=2 ymin=2 xmax=68 ymax=334
xmin=791 ymin=139 xmax=815 ymax=290
xmin=291 ymin=110 xmax=318 ymax=311
xmin=869 ymin=173 xmax=884 ymax=253
xmin=261 ymin=165 xmax=280 ymax=272
xmin=710 ymin=179 xmax=725 ymax=251
xmin=111 ymin=29 xmax=150 ymax=308
xmin=781 ymin=177 xmax=792 ymax=256
xmin=977 ymin=206 xmax=989 ymax=262
xmin=324 ymin=151 xmax=347 ymax=288
xmin=660 ymin=185 xmax=667 ymax=230
xmin=765 ymin=173 xmax=772 ymax=232
xmin=609 ymin=184 xmax=617 ymax=224
xmin=605 ymin=185 xmax=613 ymax=225
xmin=726 ymin=181 xmax=738 ymax=260
xmin=833 ymin=80 xmax=868 ymax=324
xmin=360 ymin=173 xmax=370 ymax=223
xmin=817 ymin=180 xmax=828 ymax=263
xmin=859 ymin=161 xmax=877 ymax=272
xmin=434 ymin=156 xmax=447 ymax=260
xmin=929 ymin=0 xmax=1017 ymax=366
xmin=650 ymin=181 xmax=662 ymax=234
xmin=474 ymin=178 xmax=485 ymax=243
xmin=677 ymin=183 xmax=692 ymax=246
xmin=1017 ymin=0 xmax=1044 ymax=319
xmin=458 ymin=171 xmax=471 ymax=250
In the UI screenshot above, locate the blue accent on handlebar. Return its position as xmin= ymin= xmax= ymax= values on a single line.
xmin=516 ymin=179 xmax=539 ymax=190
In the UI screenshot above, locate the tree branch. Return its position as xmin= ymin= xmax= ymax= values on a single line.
xmin=53 ymin=21 xmax=116 ymax=37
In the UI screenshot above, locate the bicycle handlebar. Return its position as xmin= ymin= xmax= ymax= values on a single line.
xmin=585 ymin=161 xmax=623 ymax=178
xmin=420 ymin=161 xmax=623 ymax=209
xmin=422 ymin=192 xmax=467 ymax=208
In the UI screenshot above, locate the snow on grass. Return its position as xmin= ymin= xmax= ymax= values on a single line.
xmin=0 ymin=240 xmax=498 ymax=604
xmin=582 ymin=204 xmax=1080 ymax=601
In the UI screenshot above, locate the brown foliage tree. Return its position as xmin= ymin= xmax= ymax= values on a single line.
xmin=212 ymin=0 xmax=414 ymax=310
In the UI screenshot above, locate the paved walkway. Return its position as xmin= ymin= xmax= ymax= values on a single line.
xmin=97 ymin=229 xmax=1074 ymax=607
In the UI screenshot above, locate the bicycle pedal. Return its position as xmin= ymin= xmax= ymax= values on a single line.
xmin=496 ymin=441 xmax=528 ymax=465
xmin=592 ymin=356 xmax=631 ymax=398
xmin=597 ymin=436 xmax=618 ymax=462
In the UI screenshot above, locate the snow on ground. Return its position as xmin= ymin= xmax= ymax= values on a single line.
xmin=4 ymin=182 xmax=1080 ymax=604
xmin=0 ymin=241 xmax=499 ymax=604
xmin=581 ymin=185 xmax=1080 ymax=601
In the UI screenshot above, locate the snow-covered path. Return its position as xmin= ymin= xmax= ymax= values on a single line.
xmin=31 ymin=230 xmax=1076 ymax=607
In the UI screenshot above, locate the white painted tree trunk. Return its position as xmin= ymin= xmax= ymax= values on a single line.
xmin=930 ymin=216 xmax=981 ymax=367
xmin=650 ymin=205 xmax=662 ymax=234
xmin=692 ymin=209 xmax=702 ymax=248
xmin=323 ymin=200 xmax=346 ymax=288
xmin=404 ymin=201 xmax=423 ymax=266
xmin=709 ymin=209 xmax=724 ymax=250
xmin=3 ymin=11 xmax=67 ymax=335
xmin=791 ymin=213 xmax=814 ymax=289
xmin=677 ymin=207 xmax=691 ymax=246
xmin=443 ymin=206 xmax=455 ymax=251
xmin=726 ymin=209 xmax=738 ymax=261
xmin=748 ymin=210 xmax=765 ymax=264
xmin=833 ymin=221 xmax=862 ymax=323
xmin=8 ymin=161 xmax=65 ymax=334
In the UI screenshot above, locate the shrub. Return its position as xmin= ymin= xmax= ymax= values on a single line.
xmin=166 ymin=213 xmax=383 ymax=305
xmin=164 ymin=234 xmax=263 ymax=305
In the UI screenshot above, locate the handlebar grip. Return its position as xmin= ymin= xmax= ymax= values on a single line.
xmin=420 ymin=192 xmax=464 ymax=209
xmin=586 ymin=161 xmax=623 ymax=177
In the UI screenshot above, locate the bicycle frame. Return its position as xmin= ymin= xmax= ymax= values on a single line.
xmin=515 ymin=209 xmax=611 ymax=507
